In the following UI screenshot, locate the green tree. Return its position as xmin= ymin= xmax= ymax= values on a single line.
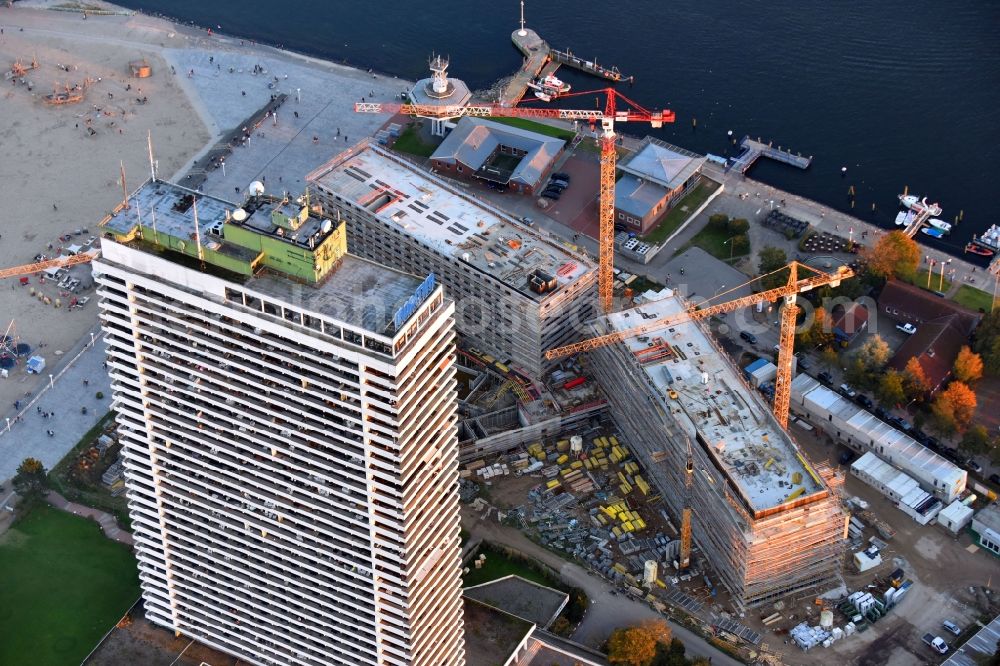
xmin=820 ymin=346 xmax=839 ymax=370
xmin=973 ymin=311 xmax=1000 ymax=376
xmin=728 ymin=218 xmax=749 ymax=235
xmin=953 ymin=345 xmax=984 ymax=384
xmin=902 ymin=357 xmax=931 ymax=400
xmin=846 ymin=335 xmax=891 ymax=389
xmin=708 ymin=213 xmax=730 ymax=231
xmin=877 ymin=369 xmax=906 ymax=407
xmin=960 ymin=425 xmax=991 ymax=456
xmin=799 ymin=306 xmax=835 ymax=349
xmin=758 ymin=246 xmax=789 ymax=290
xmin=13 ymin=457 xmax=48 ymax=500
xmin=863 ymin=231 xmax=920 ymax=281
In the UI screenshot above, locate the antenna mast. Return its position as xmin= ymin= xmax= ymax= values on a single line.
xmin=147 ymin=130 xmax=156 ymax=181
xmin=119 ymin=160 xmax=130 ymax=209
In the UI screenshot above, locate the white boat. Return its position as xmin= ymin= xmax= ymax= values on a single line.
xmin=894 ymin=211 xmax=914 ymax=227
xmin=976 ymin=224 xmax=1000 ymax=251
xmin=540 ymin=73 xmax=570 ymax=93
xmin=533 ymin=90 xmax=553 ymax=102
xmin=899 ymin=194 xmax=919 ymax=208
xmin=928 ymin=218 xmax=952 ymax=233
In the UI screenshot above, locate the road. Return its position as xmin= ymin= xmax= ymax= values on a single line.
xmin=462 ymin=510 xmax=743 ymax=666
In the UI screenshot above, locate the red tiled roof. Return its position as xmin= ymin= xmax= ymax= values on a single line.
xmin=830 ymin=303 xmax=869 ymax=336
xmin=888 ymin=314 xmax=971 ymax=391
xmin=878 ymin=280 xmax=981 ymax=335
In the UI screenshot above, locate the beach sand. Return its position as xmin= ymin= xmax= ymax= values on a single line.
xmin=0 ymin=4 xmax=211 ymax=409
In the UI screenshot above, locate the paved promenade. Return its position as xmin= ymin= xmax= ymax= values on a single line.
xmin=0 ymin=328 xmax=111 ymax=484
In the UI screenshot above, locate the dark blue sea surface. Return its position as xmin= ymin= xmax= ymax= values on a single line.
xmin=114 ymin=0 xmax=1000 ymax=258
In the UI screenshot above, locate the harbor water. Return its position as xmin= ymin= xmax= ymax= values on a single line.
xmin=112 ymin=0 xmax=1000 ymax=262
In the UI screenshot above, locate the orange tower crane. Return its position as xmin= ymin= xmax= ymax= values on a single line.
xmin=0 ymin=251 xmax=98 ymax=280
xmin=545 ymin=262 xmax=854 ymax=428
xmin=355 ymin=89 xmax=676 ymax=312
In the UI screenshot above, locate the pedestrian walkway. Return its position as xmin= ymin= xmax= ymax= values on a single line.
xmin=45 ymin=489 xmax=133 ymax=546
xmin=0 ymin=328 xmax=112 ymax=484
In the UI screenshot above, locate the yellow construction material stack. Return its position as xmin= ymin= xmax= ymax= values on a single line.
xmin=528 ymin=442 xmax=545 ymax=461
xmin=635 ymin=475 xmax=651 ymax=496
xmin=624 ymin=461 xmax=640 ymax=475
xmin=609 ymin=435 xmax=620 ymax=448
xmin=620 ymin=481 xmax=633 ymax=495
xmin=546 ymin=479 xmax=560 ymax=490
xmin=556 ymin=439 xmax=570 ymax=452
xmin=556 ymin=454 xmax=569 ymax=465
xmin=570 ymin=460 xmax=584 ymax=470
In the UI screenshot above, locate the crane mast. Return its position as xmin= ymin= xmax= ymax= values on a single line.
xmin=680 ymin=437 xmax=694 ymax=570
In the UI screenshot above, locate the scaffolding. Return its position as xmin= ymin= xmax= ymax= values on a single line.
xmin=587 ymin=296 xmax=846 ymax=611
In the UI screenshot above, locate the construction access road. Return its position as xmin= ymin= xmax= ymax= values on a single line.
xmin=461 ymin=508 xmax=743 ymax=666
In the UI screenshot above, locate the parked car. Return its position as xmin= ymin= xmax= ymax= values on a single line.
xmin=540 ymin=189 xmax=561 ymax=201
xmin=874 ymin=406 xmax=889 ymax=421
xmin=549 ymin=178 xmax=569 ymax=188
xmin=967 ymin=460 xmax=983 ymax=474
xmin=896 ymin=322 xmax=917 ymax=335
xmin=739 ymin=331 xmax=758 ymax=344
xmin=839 ymin=450 xmax=855 ymax=465
xmin=855 ymin=394 xmax=873 ymax=409
xmin=839 ymin=384 xmax=858 ymax=399
xmin=990 ymin=473 xmax=1000 ymax=485
xmin=941 ymin=447 xmax=961 ymax=463
xmin=520 ymin=216 xmax=534 ymax=227
xmin=924 ymin=436 xmax=941 ymax=452
xmin=795 ymin=354 xmax=811 ymax=371
xmin=942 ymin=620 xmax=962 ymax=636
xmin=817 ymin=371 xmax=834 ymax=386
xmin=552 ymin=172 xmax=570 ymax=182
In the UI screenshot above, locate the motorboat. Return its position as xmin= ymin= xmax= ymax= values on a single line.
xmin=539 ymin=73 xmax=570 ymax=93
xmin=899 ymin=194 xmax=920 ymax=208
xmin=894 ymin=211 xmax=914 ymax=227
xmin=965 ymin=243 xmax=994 ymax=257
xmin=920 ymin=227 xmax=945 ymax=239
xmin=975 ymin=224 xmax=1000 ymax=251
xmin=928 ymin=218 xmax=952 ymax=233
xmin=898 ymin=194 xmax=943 ymax=217
xmin=533 ymin=90 xmax=553 ymax=102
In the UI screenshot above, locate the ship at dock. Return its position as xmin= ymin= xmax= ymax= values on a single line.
xmin=968 ymin=224 xmax=1000 ymax=256
xmin=898 ymin=194 xmax=943 ymax=218
xmin=526 ymin=73 xmax=571 ymax=101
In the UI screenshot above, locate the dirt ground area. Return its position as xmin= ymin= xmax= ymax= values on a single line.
xmin=540 ymin=155 xmax=601 ymax=239
xmin=86 ymin=603 xmax=244 ymax=666
xmin=745 ymin=424 xmax=1000 ymax=666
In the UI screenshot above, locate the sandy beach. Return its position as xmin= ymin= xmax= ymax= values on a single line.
xmin=0 ymin=0 xmax=410 ymax=415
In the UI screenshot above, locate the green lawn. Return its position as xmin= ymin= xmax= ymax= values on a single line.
xmin=678 ymin=225 xmax=751 ymax=261
xmin=0 ymin=504 xmax=140 ymax=666
xmin=904 ymin=268 xmax=953 ymax=294
xmin=392 ymin=125 xmax=438 ymax=157
xmin=952 ymin=284 xmax=994 ymax=312
xmin=488 ymin=117 xmax=575 ymax=142
xmin=641 ymin=179 xmax=721 ymax=244
xmin=463 ymin=542 xmax=559 ymax=588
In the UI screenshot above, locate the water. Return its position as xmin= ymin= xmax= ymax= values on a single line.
xmin=114 ymin=0 xmax=1000 ymax=261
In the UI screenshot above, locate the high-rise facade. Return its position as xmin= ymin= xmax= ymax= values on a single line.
xmin=96 ymin=180 xmax=465 ymax=666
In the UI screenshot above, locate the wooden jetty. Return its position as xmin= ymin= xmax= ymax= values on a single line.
xmin=731 ymin=136 xmax=813 ymax=174
xmin=505 ymin=28 xmax=631 ymax=107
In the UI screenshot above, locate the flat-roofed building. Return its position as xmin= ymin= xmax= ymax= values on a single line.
xmin=307 ymin=140 xmax=597 ymax=379
xmin=614 ymin=137 xmax=705 ymax=234
xmin=96 ymin=179 xmax=465 ymax=666
xmin=790 ymin=374 xmax=966 ymax=502
xmin=586 ymin=288 xmax=846 ymax=610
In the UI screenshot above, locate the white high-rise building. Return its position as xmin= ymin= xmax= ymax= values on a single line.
xmin=95 ymin=180 xmax=465 ymax=666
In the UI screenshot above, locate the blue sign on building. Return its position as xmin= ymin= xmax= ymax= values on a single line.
xmin=392 ymin=273 xmax=437 ymax=331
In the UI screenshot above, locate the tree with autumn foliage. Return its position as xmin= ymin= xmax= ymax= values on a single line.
xmin=930 ymin=381 xmax=978 ymax=435
xmin=13 ymin=457 xmax=48 ymax=500
xmin=953 ymin=346 xmax=984 ymax=384
xmin=877 ymin=370 xmax=906 ymax=407
xmin=902 ymin=357 xmax=931 ymax=400
xmin=606 ymin=619 xmax=673 ymax=666
xmin=863 ymin=231 xmax=921 ymax=281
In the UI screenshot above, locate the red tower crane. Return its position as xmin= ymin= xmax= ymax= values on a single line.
xmin=355 ymin=89 xmax=676 ymax=312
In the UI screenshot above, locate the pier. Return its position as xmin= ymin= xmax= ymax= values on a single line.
xmin=506 ymin=27 xmax=631 ymax=107
xmin=731 ymin=136 xmax=813 ymax=174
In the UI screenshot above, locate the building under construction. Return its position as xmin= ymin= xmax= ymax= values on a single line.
xmin=587 ymin=289 xmax=847 ymax=611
